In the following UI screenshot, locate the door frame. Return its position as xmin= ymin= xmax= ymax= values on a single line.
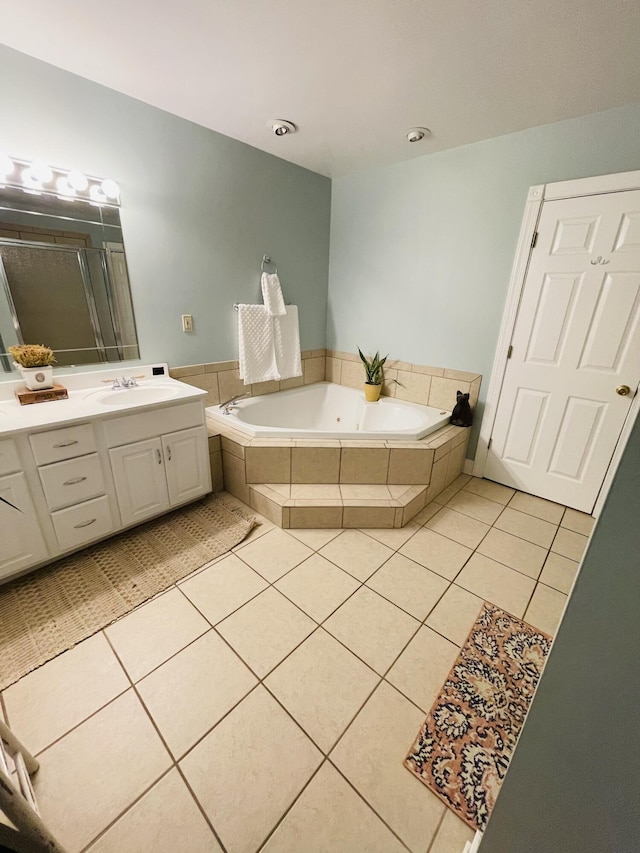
xmin=473 ymin=169 xmax=640 ymax=516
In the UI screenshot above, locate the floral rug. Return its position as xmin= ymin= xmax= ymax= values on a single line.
xmin=404 ymin=603 xmax=551 ymax=832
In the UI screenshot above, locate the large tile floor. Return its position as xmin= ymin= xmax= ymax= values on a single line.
xmin=0 ymin=476 xmax=594 ymax=853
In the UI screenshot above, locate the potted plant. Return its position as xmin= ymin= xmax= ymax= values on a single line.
xmin=9 ymin=344 xmax=56 ymax=391
xmin=358 ymin=347 xmax=387 ymax=402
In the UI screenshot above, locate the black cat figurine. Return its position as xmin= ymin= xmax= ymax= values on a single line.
xmin=450 ymin=390 xmax=472 ymax=427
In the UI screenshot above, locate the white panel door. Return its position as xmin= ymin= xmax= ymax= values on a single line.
xmin=109 ymin=437 xmax=170 ymax=526
xmin=486 ymin=190 xmax=640 ymax=512
xmin=0 ymin=472 xmax=49 ymax=579
xmin=162 ymin=426 xmax=211 ymax=506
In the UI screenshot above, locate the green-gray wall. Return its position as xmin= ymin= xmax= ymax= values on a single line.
xmin=0 ymin=44 xmax=331 ymax=371
xmin=479 ymin=412 xmax=640 ymax=853
xmin=328 ymin=102 xmax=640 ymax=454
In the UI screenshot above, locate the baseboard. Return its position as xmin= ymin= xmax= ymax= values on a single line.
xmin=463 ymin=458 xmax=477 ymax=476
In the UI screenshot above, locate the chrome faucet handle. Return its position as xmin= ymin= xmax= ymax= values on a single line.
xmin=111 ymin=378 xmax=122 ymax=390
xmin=121 ymin=376 xmax=138 ymax=388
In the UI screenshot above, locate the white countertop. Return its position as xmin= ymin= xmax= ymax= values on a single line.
xmin=0 ymin=365 xmax=206 ymax=437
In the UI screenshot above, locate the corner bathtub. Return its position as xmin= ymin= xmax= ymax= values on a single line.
xmin=206 ymin=382 xmax=450 ymax=440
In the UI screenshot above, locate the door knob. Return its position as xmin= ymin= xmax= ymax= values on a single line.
xmin=616 ymin=385 xmax=631 ymax=396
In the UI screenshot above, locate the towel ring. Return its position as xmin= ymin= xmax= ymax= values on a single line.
xmin=261 ymin=254 xmax=278 ymax=275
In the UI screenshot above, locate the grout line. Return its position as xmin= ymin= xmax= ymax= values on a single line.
xmin=425 ymin=808 xmax=448 ymax=853
xmin=101 ymin=630 xmax=230 ymax=853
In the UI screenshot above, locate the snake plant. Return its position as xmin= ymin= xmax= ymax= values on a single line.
xmin=358 ymin=348 xmax=387 ymax=385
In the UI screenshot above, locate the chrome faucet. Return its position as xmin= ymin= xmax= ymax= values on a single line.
xmin=121 ymin=376 xmax=138 ymax=388
xmin=219 ymin=392 xmax=250 ymax=414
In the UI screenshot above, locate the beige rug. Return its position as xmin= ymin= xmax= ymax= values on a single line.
xmin=0 ymin=494 xmax=256 ymax=690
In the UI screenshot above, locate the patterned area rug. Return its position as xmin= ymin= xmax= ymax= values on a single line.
xmin=0 ymin=494 xmax=256 ymax=690
xmin=404 ymin=603 xmax=551 ymax=832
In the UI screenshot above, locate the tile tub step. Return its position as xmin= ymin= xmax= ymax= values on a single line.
xmin=247 ymin=483 xmax=428 ymax=529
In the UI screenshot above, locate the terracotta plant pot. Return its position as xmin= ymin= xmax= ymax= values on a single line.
xmin=364 ymin=383 xmax=382 ymax=402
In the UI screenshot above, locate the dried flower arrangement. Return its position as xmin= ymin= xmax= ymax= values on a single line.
xmin=8 ymin=344 xmax=56 ymax=368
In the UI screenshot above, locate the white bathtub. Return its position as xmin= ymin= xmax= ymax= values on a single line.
xmin=206 ymin=382 xmax=451 ymax=440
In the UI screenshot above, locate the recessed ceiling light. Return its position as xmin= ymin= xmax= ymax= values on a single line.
xmin=407 ymin=127 xmax=431 ymax=143
xmin=269 ymin=120 xmax=297 ymax=137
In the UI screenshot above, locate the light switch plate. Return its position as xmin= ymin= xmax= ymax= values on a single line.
xmin=181 ymin=314 xmax=193 ymax=332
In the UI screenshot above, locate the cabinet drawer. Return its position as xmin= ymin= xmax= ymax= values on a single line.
xmin=51 ymin=495 xmax=114 ymax=551
xmin=0 ymin=438 xmax=21 ymax=475
xmin=39 ymin=453 xmax=106 ymax=511
xmin=30 ymin=423 xmax=96 ymax=466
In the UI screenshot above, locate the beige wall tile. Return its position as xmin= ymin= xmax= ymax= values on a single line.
xmin=443 ymin=368 xmax=481 ymax=383
xmin=325 ymin=357 xmax=342 ymax=383
xmin=250 ymin=487 xmax=285 ymax=526
xmin=411 ymin=364 xmax=445 ymax=377
xmin=169 ymin=364 xmax=205 ymax=378
xmin=331 ymin=350 xmax=359 ymax=362
xmin=429 ymin=377 xmax=471 ymax=411
xmin=395 ymin=370 xmax=431 ymax=405
xmin=445 ymin=442 xmax=467 ymax=486
xmin=340 ymin=447 xmax=390 ymax=483
xmin=339 ymin=359 xmax=363 ymax=389
xmin=426 ymin=455 xmax=448 ymax=502
xmin=302 ymin=348 xmax=327 ymax=359
xmin=251 ymin=380 xmax=281 ymax=396
xmin=387 ymin=448 xmax=434 ymax=485
xmin=386 ymin=358 xmax=412 ymax=371
xmin=221 ymin=435 xmax=246 ymax=459
xmin=178 ymin=372 xmax=220 ymax=406
xmin=289 ymin=506 xmax=344 ymax=528
xmin=280 ymin=375 xmax=304 ymax=390
xmin=303 ymin=357 xmax=326 ymax=385
xmin=470 ymin=376 xmax=482 ymax=406
xmin=218 ymin=368 xmax=247 ymax=403
xmin=209 ymin=451 xmax=224 ymax=492
xmin=401 ymin=489 xmax=428 ymax=525
xmin=292 ymin=446 xmax=341 ymax=483
xmin=205 ymin=359 xmax=238 ymax=373
xmin=222 ymin=451 xmax=250 ymax=503
xmin=342 ymin=505 xmax=395 ymax=528
xmin=245 ymin=447 xmax=291 ymax=483
xmin=381 ymin=367 xmax=398 ymax=398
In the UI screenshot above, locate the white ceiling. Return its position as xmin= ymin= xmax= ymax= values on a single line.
xmin=1 ymin=0 xmax=640 ymax=177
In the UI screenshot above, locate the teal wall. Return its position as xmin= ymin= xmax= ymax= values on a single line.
xmin=0 ymin=45 xmax=331 ymax=371
xmin=328 ymin=102 xmax=640 ymax=454
xmin=479 ymin=411 xmax=640 ymax=853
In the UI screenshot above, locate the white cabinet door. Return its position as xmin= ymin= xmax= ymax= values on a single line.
xmin=0 ymin=472 xmax=48 ymax=579
xmin=162 ymin=426 xmax=211 ymax=506
xmin=109 ymin=438 xmax=170 ymax=526
xmin=486 ymin=189 xmax=640 ymax=512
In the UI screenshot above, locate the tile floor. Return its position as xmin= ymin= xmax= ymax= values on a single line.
xmin=0 ymin=476 xmax=594 ymax=853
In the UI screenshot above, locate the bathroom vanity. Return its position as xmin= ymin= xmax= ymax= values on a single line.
xmin=0 ymin=365 xmax=211 ymax=582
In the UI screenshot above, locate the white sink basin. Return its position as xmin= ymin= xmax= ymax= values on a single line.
xmin=87 ymin=385 xmax=181 ymax=407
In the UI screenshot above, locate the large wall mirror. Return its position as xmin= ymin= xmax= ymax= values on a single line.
xmin=0 ymin=157 xmax=140 ymax=374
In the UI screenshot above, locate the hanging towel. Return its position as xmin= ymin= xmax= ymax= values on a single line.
xmin=236 ymin=304 xmax=279 ymax=385
xmin=261 ymin=272 xmax=286 ymax=316
xmin=273 ymin=306 xmax=302 ymax=380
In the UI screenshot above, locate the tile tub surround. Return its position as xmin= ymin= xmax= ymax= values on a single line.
xmin=171 ymin=350 xmax=482 ymax=413
xmin=208 ymin=418 xmax=471 ymax=528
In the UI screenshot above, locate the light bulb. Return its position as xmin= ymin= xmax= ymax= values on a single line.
xmin=0 ymin=153 xmax=14 ymax=179
xmin=31 ymin=160 xmax=53 ymax=183
xmin=68 ymin=170 xmax=88 ymax=190
xmin=56 ymin=176 xmax=76 ymax=196
xmin=101 ymin=178 xmax=119 ymax=199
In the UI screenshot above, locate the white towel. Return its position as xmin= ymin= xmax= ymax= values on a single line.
xmin=261 ymin=272 xmax=286 ymax=316
xmin=273 ymin=306 xmax=302 ymax=380
xmin=237 ymin=304 xmax=279 ymax=385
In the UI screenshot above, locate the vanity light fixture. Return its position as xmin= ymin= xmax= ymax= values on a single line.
xmin=0 ymin=154 xmax=121 ymax=206
xmin=406 ymin=127 xmax=431 ymax=143
xmin=269 ymin=119 xmax=297 ymax=137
